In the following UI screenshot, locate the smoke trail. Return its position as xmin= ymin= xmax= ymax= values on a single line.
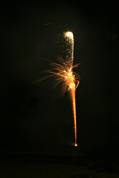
xmin=64 ymin=31 xmax=74 ymax=64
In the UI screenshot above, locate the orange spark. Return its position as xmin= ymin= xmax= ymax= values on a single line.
xmin=70 ymin=86 xmax=77 ymax=147
xmin=47 ymin=60 xmax=79 ymax=146
xmin=36 ymin=31 xmax=80 ymax=147
xmin=48 ymin=31 xmax=79 ymax=146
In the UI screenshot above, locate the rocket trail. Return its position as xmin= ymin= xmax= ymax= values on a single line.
xmin=47 ymin=59 xmax=79 ymax=146
xmin=36 ymin=31 xmax=80 ymax=147
xmin=47 ymin=31 xmax=79 ymax=147
xmin=64 ymin=31 xmax=78 ymax=147
xmin=70 ymin=86 xmax=78 ymax=147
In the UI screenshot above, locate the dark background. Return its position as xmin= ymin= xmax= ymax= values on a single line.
xmin=0 ymin=1 xmax=117 ymax=163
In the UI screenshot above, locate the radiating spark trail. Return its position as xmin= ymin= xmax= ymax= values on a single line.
xmin=64 ymin=31 xmax=78 ymax=147
xmin=47 ymin=31 xmax=79 ymax=147
xmin=35 ymin=31 xmax=79 ymax=147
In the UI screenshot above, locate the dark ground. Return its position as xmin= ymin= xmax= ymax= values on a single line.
xmin=0 ymin=153 xmax=119 ymax=178
xmin=0 ymin=145 xmax=119 ymax=178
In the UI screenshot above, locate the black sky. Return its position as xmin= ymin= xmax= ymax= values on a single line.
xmin=0 ymin=1 xmax=117 ymax=158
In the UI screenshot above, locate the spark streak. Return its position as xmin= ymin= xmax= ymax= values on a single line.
xmin=48 ymin=31 xmax=79 ymax=147
xmin=37 ymin=31 xmax=80 ymax=147
xmin=64 ymin=31 xmax=79 ymax=147
xmin=70 ymin=86 xmax=77 ymax=147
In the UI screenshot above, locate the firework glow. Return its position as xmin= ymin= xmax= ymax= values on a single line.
xmin=36 ymin=31 xmax=80 ymax=147
xmin=48 ymin=31 xmax=80 ymax=147
xmin=64 ymin=31 xmax=79 ymax=147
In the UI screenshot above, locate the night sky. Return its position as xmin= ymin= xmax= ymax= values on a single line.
xmin=0 ymin=1 xmax=117 ymax=158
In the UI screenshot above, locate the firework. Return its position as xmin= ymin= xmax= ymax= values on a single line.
xmin=36 ymin=31 xmax=80 ymax=147
xmin=48 ymin=31 xmax=79 ymax=147
xmin=64 ymin=31 xmax=79 ymax=147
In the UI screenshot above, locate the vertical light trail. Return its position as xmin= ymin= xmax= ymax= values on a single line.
xmin=70 ymin=87 xmax=77 ymax=147
xmin=64 ymin=31 xmax=78 ymax=147
xmin=38 ymin=31 xmax=79 ymax=147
